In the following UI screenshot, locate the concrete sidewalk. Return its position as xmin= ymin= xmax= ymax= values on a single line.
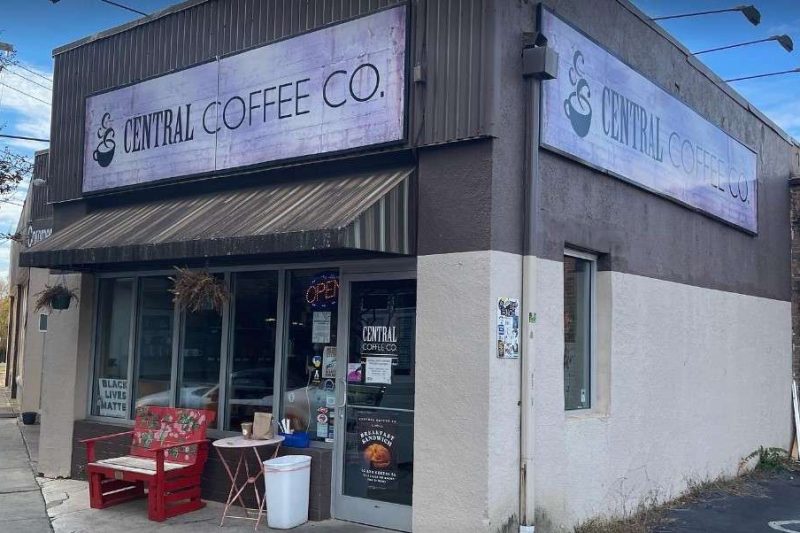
xmin=0 ymin=363 xmax=19 ymax=418
xmin=0 ymin=419 xmax=52 ymax=532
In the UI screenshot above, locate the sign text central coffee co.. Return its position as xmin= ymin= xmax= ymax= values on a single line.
xmin=541 ymin=8 xmax=758 ymax=233
xmin=83 ymin=6 xmax=407 ymax=193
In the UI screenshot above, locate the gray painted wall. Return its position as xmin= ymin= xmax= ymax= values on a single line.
xmin=415 ymin=0 xmax=794 ymax=303
xmin=532 ymin=0 xmax=795 ymax=302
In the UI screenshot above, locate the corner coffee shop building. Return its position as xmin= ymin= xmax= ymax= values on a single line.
xmin=21 ymin=0 xmax=799 ymax=531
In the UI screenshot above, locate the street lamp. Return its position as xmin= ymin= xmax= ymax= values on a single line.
xmin=653 ymin=5 xmax=761 ymax=26
xmin=725 ymin=67 xmax=800 ymax=82
xmin=693 ymin=34 xmax=794 ymax=55
xmin=0 ymin=42 xmax=13 ymax=54
xmin=48 ymin=0 xmax=148 ymax=17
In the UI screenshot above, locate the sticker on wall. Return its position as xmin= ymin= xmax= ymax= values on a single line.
xmin=312 ymin=311 xmax=332 ymax=343
xmin=365 ymin=357 xmax=393 ymax=384
xmin=497 ymin=298 xmax=520 ymax=359
xmin=97 ymin=378 xmax=128 ymax=418
xmin=322 ymin=346 xmax=337 ymax=378
xmin=347 ymin=363 xmax=363 ymax=383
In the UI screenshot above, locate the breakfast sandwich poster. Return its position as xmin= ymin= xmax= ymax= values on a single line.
xmin=357 ymin=412 xmax=398 ymax=489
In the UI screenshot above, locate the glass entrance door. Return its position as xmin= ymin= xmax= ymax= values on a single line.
xmin=333 ymin=277 xmax=416 ymax=532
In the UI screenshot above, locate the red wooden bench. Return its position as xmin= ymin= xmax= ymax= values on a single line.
xmin=82 ymin=406 xmax=216 ymax=522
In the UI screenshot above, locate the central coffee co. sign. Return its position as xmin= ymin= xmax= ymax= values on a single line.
xmin=541 ymin=8 xmax=758 ymax=233
xmin=83 ymin=6 xmax=406 ymax=193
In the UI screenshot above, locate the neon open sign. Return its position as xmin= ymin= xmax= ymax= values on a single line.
xmin=306 ymin=272 xmax=339 ymax=310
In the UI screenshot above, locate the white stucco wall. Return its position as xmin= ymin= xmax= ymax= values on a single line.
xmin=529 ymin=258 xmax=792 ymax=530
xmin=18 ymin=268 xmax=51 ymax=414
xmin=413 ymin=250 xmax=522 ymax=532
xmin=38 ymin=273 xmax=94 ymax=478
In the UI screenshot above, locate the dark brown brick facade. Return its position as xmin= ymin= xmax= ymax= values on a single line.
xmin=71 ymin=420 xmax=332 ymax=521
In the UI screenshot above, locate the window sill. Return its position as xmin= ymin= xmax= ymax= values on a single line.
xmin=565 ymin=409 xmax=609 ymax=421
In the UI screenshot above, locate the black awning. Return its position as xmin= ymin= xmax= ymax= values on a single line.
xmin=21 ymin=167 xmax=414 ymax=269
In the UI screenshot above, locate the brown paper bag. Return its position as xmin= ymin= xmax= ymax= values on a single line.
xmin=253 ymin=412 xmax=274 ymax=440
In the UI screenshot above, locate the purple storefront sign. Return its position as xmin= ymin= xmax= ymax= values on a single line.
xmin=83 ymin=6 xmax=406 ymax=193
xmin=541 ymin=9 xmax=758 ymax=233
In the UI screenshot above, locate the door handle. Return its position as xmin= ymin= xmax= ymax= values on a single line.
xmin=336 ymin=376 xmax=347 ymax=411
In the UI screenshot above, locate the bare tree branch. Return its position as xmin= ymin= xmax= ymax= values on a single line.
xmin=0 ymin=49 xmax=34 ymax=199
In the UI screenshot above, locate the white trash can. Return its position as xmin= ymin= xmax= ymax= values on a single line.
xmin=264 ymin=455 xmax=312 ymax=529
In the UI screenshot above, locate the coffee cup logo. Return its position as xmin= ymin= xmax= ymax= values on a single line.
xmin=92 ymin=112 xmax=116 ymax=168
xmin=563 ymin=51 xmax=592 ymax=138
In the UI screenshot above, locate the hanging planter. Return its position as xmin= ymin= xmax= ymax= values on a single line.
xmin=169 ymin=267 xmax=229 ymax=314
xmin=35 ymin=284 xmax=78 ymax=311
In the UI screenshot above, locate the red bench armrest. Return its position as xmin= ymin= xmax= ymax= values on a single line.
xmin=150 ymin=439 xmax=210 ymax=474
xmin=82 ymin=431 xmax=134 ymax=463
xmin=80 ymin=430 xmax=134 ymax=445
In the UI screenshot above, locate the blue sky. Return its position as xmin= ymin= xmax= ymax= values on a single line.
xmin=0 ymin=0 xmax=798 ymax=276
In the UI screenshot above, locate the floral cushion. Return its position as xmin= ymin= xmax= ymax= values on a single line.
xmin=132 ymin=406 xmax=215 ymax=464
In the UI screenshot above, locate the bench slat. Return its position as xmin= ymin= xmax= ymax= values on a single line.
xmin=90 ymin=455 xmax=188 ymax=476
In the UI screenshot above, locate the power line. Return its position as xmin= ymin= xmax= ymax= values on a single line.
xmin=11 ymin=63 xmax=52 ymax=84
xmin=0 ymin=82 xmax=51 ymax=106
xmin=99 ymin=0 xmax=149 ymax=17
xmin=3 ymin=68 xmax=52 ymax=92
xmin=0 ymin=134 xmax=49 ymax=143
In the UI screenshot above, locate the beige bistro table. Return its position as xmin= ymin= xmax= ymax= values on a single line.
xmin=212 ymin=435 xmax=285 ymax=530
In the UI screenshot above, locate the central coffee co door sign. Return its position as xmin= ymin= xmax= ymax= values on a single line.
xmin=83 ymin=6 xmax=407 ymax=193
xmin=540 ymin=8 xmax=758 ymax=233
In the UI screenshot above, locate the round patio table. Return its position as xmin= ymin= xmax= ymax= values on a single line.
xmin=212 ymin=435 xmax=284 ymax=530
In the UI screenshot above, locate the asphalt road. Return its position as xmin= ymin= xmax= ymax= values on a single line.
xmin=657 ymin=470 xmax=800 ymax=533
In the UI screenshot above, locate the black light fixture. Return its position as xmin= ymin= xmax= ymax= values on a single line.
xmin=693 ymin=34 xmax=794 ymax=55
xmin=653 ymin=5 xmax=761 ymax=26
xmin=49 ymin=0 xmax=148 ymax=17
xmin=725 ymin=67 xmax=800 ymax=82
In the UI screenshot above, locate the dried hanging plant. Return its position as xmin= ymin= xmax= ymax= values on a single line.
xmin=35 ymin=284 xmax=79 ymax=311
xmin=169 ymin=267 xmax=229 ymax=314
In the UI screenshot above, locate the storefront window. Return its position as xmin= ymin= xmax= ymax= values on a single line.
xmin=226 ymin=271 xmax=279 ymax=431
xmin=564 ymin=253 xmax=594 ymax=410
xmin=283 ymin=270 xmax=339 ymax=442
xmin=90 ymin=268 xmax=348 ymax=440
xmin=177 ymin=276 xmax=224 ymax=418
xmin=135 ymin=277 xmax=175 ymax=409
xmin=92 ymin=278 xmax=134 ymax=418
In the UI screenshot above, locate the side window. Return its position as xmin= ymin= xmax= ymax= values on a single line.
xmin=92 ymin=278 xmax=134 ymax=419
xmin=564 ymin=252 xmax=595 ymax=410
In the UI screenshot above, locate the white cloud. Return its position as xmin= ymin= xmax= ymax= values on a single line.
xmin=0 ymin=61 xmax=52 ymax=151
xmin=0 ymin=61 xmax=52 ymax=280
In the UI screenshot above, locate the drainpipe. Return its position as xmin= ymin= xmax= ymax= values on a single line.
xmin=520 ymin=30 xmax=558 ymax=533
